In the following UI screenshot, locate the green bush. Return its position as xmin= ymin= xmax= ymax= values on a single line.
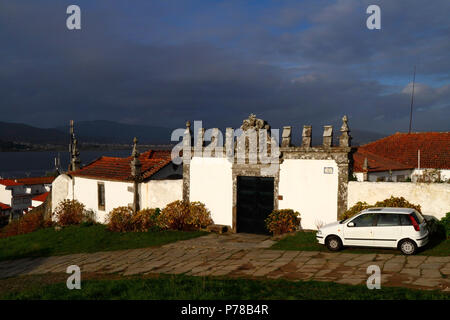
xmin=265 ymin=209 xmax=301 ymax=235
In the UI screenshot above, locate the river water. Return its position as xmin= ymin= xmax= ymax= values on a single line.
xmin=0 ymin=150 xmax=133 ymax=178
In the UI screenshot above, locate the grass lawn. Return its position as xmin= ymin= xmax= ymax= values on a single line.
xmin=271 ymin=231 xmax=450 ymax=256
xmin=1 ymin=273 xmax=448 ymax=300
xmin=0 ymin=224 xmax=207 ymax=261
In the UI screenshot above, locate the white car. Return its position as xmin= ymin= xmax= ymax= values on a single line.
xmin=316 ymin=208 xmax=429 ymax=255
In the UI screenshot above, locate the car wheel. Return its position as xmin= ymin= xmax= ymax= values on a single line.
xmin=399 ymin=239 xmax=417 ymax=255
xmin=325 ymin=236 xmax=342 ymax=252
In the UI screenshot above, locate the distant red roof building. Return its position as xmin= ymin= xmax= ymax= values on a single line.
xmin=0 ymin=179 xmax=23 ymax=187
xmin=70 ymin=150 xmax=173 ymax=181
xmin=0 ymin=202 xmax=11 ymax=210
xmin=353 ymin=132 xmax=450 ymax=172
xmin=16 ymin=177 xmax=55 ymax=185
xmin=32 ymin=192 xmax=50 ymax=203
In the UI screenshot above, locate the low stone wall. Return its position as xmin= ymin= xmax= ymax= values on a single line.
xmin=347 ymin=181 xmax=450 ymax=219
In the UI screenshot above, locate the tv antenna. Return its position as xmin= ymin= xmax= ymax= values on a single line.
xmin=408 ymin=66 xmax=416 ymax=134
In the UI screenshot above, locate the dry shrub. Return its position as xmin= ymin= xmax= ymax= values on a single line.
xmin=374 ymin=196 xmax=421 ymax=213
xmin=265 ymin=209 xmax=301 ymax=235
xmin=53 ymin=199 xmax=86 ymax=226
xmin=0 ymin=208 xmax=46 ymax=239
xmin=341 ymin=196 xmax=422 ymax=220
xmin=159 ymin=201 xmax=213 ymax=231
xmin=131 ymin=208 xmax=161 ymax=232
xmin=106 ymin=206 xmax=133 ymax=232
xmin=340 ymin=201 xmax=371 ymax=220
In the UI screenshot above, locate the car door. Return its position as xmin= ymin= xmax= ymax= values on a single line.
xmin=372 ymin=213 xmax=402 ymax=248
xmin=343 ymin=213 xmax=376 ymax=246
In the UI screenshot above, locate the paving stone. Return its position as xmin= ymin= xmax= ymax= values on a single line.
xmin=421 ymin=269 xmax=443 ymax=278
xmin=383 ymin=263 xmax=404 ymax=272
xmin=1 ymin=232 xmax=447 ymax=291
xmin=400 ymin=268 xmax=421 ymax=277
xmin=412 ymin=278 xmax=442 ymax=288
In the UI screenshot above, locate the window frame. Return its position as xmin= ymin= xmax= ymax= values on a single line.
xmin=97 ymin=182 xmax=105 ymax=211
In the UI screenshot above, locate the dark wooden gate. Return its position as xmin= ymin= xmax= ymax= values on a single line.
xmin=236 ymin=176 xmax=274 ymax=234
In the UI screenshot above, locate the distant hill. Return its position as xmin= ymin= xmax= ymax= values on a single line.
xmin=0 ymin=120 xmax=385 ymax=147
xmin=55 ymin=120 xmax=174 ymax=144
xmin=0 ymin=121 xmax=69 ymax=145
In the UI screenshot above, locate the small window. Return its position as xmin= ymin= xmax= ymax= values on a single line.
xmin=98 ymin=183 xmax=105 ymax=211
xmin=399 ymin=214 xmax=413 ymax=226
xmin=351 ymin=213 xmax=376 ymax=227
xmin=376 ymin=214 xmax=400 ymax=227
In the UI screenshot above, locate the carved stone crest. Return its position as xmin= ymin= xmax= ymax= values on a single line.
xmin=241 ymin=113 xmax=270 ymax=131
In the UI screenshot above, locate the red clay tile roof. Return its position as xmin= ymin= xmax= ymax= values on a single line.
xmin=0 ymin=179 xmax=22 ymax=187
xmin=0 ymin=202 xmax=11 ymax=210
xmin=15 ymin=177 xmax=55 ymax=185
xmin=353 ymin=149 xmax=413 ymax=172
xmin=354 ymin=132 xmax=450 ymax=172
xmin=70 ymin=150 xmax=172 ymax=181
xmin=32 ymin=192 xmax=50 ymax=203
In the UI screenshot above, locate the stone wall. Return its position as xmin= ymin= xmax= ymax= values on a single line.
xmin=347 ymin=181 xmax=450 ymax=219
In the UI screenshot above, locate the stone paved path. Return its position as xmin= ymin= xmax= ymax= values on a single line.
xmin=1 ymin=233 xmax=449 ymax=291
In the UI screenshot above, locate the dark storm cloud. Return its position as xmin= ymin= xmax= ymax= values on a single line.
xmin=0 ymin=0 xmax=448 ymax=135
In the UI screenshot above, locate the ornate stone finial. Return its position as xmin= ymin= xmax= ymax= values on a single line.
xmin=131 ymin=137 xmax=140 ymax=158
xmin=339 ymin=115 xmax=351 ymax=147
xmin=130 ymin=137 xmax=142 ymax=178
xmin=241 ymin=114 xmax=270 ymax=131
xmin=69 ymin=120 xmax=81 ymax=171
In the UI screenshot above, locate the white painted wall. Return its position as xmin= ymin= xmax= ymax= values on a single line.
xmin=348 ymin=181 xmax=450 ymax=219
xmin=190 ymin=157 xmax=233 ymax=226
xmin=72 ymin=177 xmax=134 ymax=223
xmin=140 ymin=179 xmax=182 ymax=209
xmin=51 ymin=174 xmax=73 ymax=213
xmin=0 ymin=185 xmax=12 ymax=206
xmin=278 ymin=159 xmax=339 ymax=230
xmin=441 ymin=170 xmax=450 ymax=181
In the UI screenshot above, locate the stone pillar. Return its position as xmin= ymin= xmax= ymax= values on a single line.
xmin=225 ymin=127 xmax=234 ymax=160
xmin=362 ymin=157 xmax=368 ymax=181
xmin=281 ymin=126 xmax=292 ymax=147
xmin=337 ymin=160 xmax=350 ymax=219
xmin=339 ymin=115 xmax=351 ymax=147
xmin=130 ymin=137 xmax=142 ymax=213
xmin=323 ymin=125 xmax=333 ymax=147
xmin=194 ymin=127 xmax=204 ymax=157
xmin=302 ymin=125 xmax=312 ymax=147
xmin=182 ymin=121 xmax=192 ymax=202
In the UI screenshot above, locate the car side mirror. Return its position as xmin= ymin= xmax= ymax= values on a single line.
xmin=347 ymin=222 xmax=355 ymax=227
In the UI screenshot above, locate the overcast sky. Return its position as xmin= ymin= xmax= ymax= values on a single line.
xmin=0 ymin=0 xmax=449 ymax=134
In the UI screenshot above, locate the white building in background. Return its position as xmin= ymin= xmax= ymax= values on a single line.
xmin=0 ymin=177 xmax=54 ymax=218
xmin=353 ymin=132 xmax=450 ymax=182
